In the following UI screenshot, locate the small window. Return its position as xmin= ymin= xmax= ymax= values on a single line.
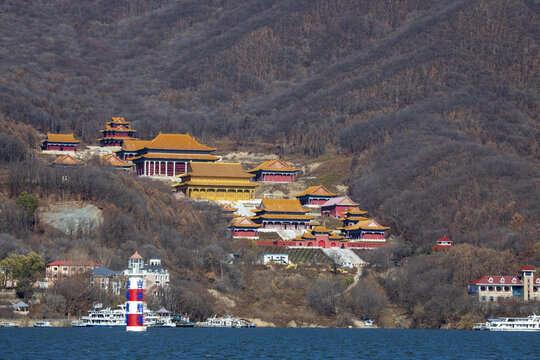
xmin=62 ymin=267 xmax=68 ymax=271
xmin=481 ymin=296 xmax=486 ymax=301
xmin=496 ymin=286 xmax=502 ymax=291
xmin=53 ymin=267 xmax=58 ymax=271
xmin=500 ymin=278 xmax=505 ymax=283
xmin=489 ymin=296 xmax=494 ymax=301
xmin=488 ymin=286 xmax=494 ymax=291
xmin=488 ymin=277 xmax=493 ymax=283
xmin=512 ymin=278 xmax=517 ymax=283
xmin=504 ymin=286 xmax=509 ymax=291
xmin=480 ymin=286 xmax=486 ymax=291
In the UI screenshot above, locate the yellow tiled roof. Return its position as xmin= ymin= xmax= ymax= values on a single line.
xmin=100 ymin=125 xmax=135 ymax=132
xmin=108 ymin=117 xmax=129 ymax=125
xmin=294 ymin=185 xmax=338 ymax=197
xmin=247 ymin=159 xmax=298 ymax=173
xmin=173 ymin=180 xmax=259 ymax=188
xmin=344 ymin=218 xmax=390 ymax=231
xmin=258 ymin=198 xmax=308 ymax=213
xmin=117 ymin=140 xmax=151 ymax=152
xmin=251 ymin=214 xmax=314 ymax=220
xmin=340 ymin=216 xmax=371 ymax=222
xmin=146 ymin=133 xmax=216 ymax=152
xmin=297 ymin=231 xmax=316 ymax=239
xmin=179 ymin=162 xmax=255 ymax=179
xmin=221 ymin=204 xmax=238 ymax=212
xmin=343 ymin=207 xmax=368 ymax=215
xmin=131 ymin=154 xmax=220 ymax=161
xmin=43 ymin=133 xmax=80 ymax=144
xmin=312 ymin=226 xmax=332 ymax=233
xmin=50 ymin=154 xmax=84 ymax=166
xmin=101 ymin=154 xmax=134 ymax=167
xmin=230 ymin=216 xmax=262 ymax=228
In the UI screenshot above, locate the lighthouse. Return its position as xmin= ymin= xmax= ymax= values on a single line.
xmin=125 ymin=252 xmax=146 ymax=332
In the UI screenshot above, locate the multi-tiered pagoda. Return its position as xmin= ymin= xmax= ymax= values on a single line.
xmin=98 ymin=117 xmax=137 ymax=147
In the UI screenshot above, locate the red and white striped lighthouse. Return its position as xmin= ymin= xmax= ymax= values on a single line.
xmin=126 ymin=275 xmax=146 ymax=332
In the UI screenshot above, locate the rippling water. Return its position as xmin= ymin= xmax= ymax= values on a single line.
xmin=1 ymin=327 xmax=539 ymax=359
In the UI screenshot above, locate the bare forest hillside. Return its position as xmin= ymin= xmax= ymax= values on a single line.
xmin=0 ymin=0 xmax=539 ymax=326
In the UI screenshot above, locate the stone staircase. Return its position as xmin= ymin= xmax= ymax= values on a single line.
xmin=322 ymin=248 xmax=365 ymax=268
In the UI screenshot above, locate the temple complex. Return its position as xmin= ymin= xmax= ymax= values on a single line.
xmin=41 ymin=133 xmax=80 ymax=151
xmin=230 ymin=216 xmax=261 ymax=239
xmin=49 ymin=154 xmax=84 ymax=168
xmin=172 ymin=162 xmax=259 ymax=201
xmin=321 ymin=196 xmax=359 ymax=218
xmin=98 ymin=117 xmax=137 ymax=147
xmin=294 ymin=185 xmax=338 ymax=206
xmin=129 ymin=133 xmax=219 ymax=177
xmin=247 ymin=159 xmax=298 ymax=183
xmin=115 ymin=140 xmax=151 ymax=161
xmin=101 ymin=153 xmax=134 ymax=171
xmin=250 ymin=199 xmax=313 ymax=230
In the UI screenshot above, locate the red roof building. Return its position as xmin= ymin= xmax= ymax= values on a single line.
xmin=432 ymin=237 xmax=453 ymax=252
xmin=46 ymin=260 xmax=101 ymax=280
xmin=468 ymin=267 xmax=539 ymax=302
xmin=321 ymin=196 xmax=359 ymax=219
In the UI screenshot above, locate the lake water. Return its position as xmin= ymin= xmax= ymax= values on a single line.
xmin=1 ymin=327 xmax=539 ymax=359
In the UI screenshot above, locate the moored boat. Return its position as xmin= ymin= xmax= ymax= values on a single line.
xmin=195 ymin=315 xmax=247 ymax=328
xmin=34 ymin=320 xmax=52 ymax=327
xmin=0 ymin=321 xmax=17 ymax=327
xmin=474 ymin=314 xmax=540 ymax=332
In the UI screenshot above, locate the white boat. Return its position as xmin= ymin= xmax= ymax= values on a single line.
xmin=0 ymin=321 xmax=17 ymax=327
xmin=474 ymin=314 xmax=540 ymax=332
xmin=74 ymin=303 xmax=177 ymax=327
xmin=78 ymin=304 xmax=126 ymax=327
xmin=196 ymin=315 xmax=246 ymax=328
xmin=34 ymin=320 xmax=52 ymax=327
xmin=364 ymin=319 xmax=374 ymax=326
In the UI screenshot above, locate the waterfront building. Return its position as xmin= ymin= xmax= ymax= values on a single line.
xmin=98 ymin=117 xmax=137 ymax=147
xmin=101 ymin=153 xmax=134 ymax=170
xmin=250 ymin=198 xmax=313 ymax=230
xmin=129 ymin=133 xmax=219 ymax=177
xmin=230 ymin=216 xmax=261 ymax=239
xmin=432 ymin=237 xmax=453 ymax=252
xmin=172 ymin=162 xmax=259 ymax=201
xmin=49 ymin=154 xmax=84 ymax=168
xmin=294 ymin=185 xmax=338 ymax=206
xmin=468 ymin=266 xmax=540 ymax=302
xmin=41 ymin=133 xmax=80 ymax=151
xmin=247 ymin=159 xmax=298 ymax=183
xmin=124 ymin=252 xmax=170 ymax=297
xmin=320 ymin=196 xmax=360 ymax=218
